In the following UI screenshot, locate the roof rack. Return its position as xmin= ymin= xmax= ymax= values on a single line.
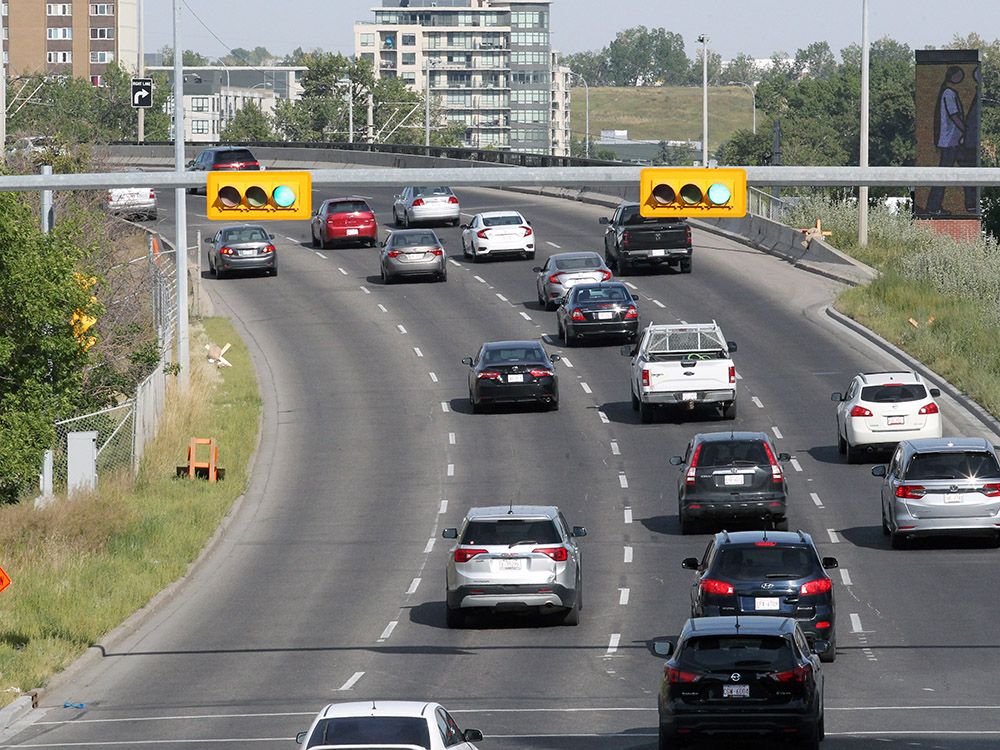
xmin=720 ymin=529 xmax=730 ymax=543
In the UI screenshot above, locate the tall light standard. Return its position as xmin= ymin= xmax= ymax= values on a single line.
xmin=569 ymin=71 xmax=589 ymax=158
xmin=171 ymin=0 xmax=189 ymax=389
xmin=338 ymin=78 xmax=354 ymax=143
xmin=858 ymin=0 xmax=871 ymax=247
xmin=697 ymin=34 xmax=709 ymax=166
xmin=727 ymin=80 xmax=756 ymax=134
xmin=424 ymin=57 xmax=439 ymax=154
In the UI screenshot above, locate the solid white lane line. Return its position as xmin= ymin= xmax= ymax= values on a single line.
xmin=624 ymin=281 xmax=638 ymax=290
xmin=810 ymin=492 xmax=824 ymax=508
xmin=439 ymin=500 xmax=448 ymax=514
xmin=377 ymin=304 xmax=388 ymax=312
xmin=378 ymin=621 xmax=398 ymax=641
xmin=447 ymin=464 xmax=455 ymax=477
xmin=407 ymin=578 xmax=422 ymax=595
xmin=840 ymin=569 xmax=853 ymax=586
xmin=653 ymin=300 xmax=666 ymax=308
xmin=624 ymin=546 xmax=633 ymax=563
xmin=338 ymin=267 xmax=348 ymax=275
xmin=546 ymin=241 xmax=561 ymax=248
xmin=431 ymin=373 xmax=440 ymax=384
xmin=752 ymin=396 xmax=764 ymax=409
xmin=790 ymin=458 xmax=803 ymax=472
xmin=850 ymin=613 xmax=863 ymax=633
xmin=474 ymin=275 xmax=486 ymax=283
xmin=772 ymin=425 xmax=784 ymax=439
xmin=338 ymin=672 xmax=365 ymax=691
xmin=598 ymin=410 xmax=609 ymax=424
xmin=449 ymin=432 xmax=456 ymax=445
xmin=827 ymin=528 xmax=840 ymax=544
xmin=360 ymin=285 xmax=370 ymax=294
xmin=561 ymin=357 xmax=573 ymax=368
xmin=413 ymin=347 xmax=423 ymax=357
xmin=397 ymin=324 xmax=407 ymax=334
xmin=496 ymin=293 xmax=508 ymax=302
xmin=623 ymin=507 xmax=633 ymax=524
xmin=606 ymin=633 xmax=621 ymax=656
xmin=448 ymin=258 xmax=461 ymax=266
xmin=316 ymin=251 xmax=328 ymax=259
xmin=423 ymin=537 xmax=436 ymax=553
xmin=619 ymin=473 xmax=629 ymax=489
xmin=619 ymin=588 xmax=630 ymax=606
xmin=520 ymin=311 xmax=532 ymax=320
xmin=581 ymin=382 xmax=592 ymax=394
xmin=610 ymin=440 xmax=620 ymax=455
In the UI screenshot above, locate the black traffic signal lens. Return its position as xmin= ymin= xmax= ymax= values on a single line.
xmin=245 ymin=186 xmax=268 ymax=208
xmin=651 ymin=184 xmax=675 ymax=205
xmin=679 ymin=184 xmax=703 ymax=205
xmin=218 ymin=186 xmax=242 ymax=208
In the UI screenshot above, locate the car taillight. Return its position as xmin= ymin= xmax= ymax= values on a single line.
xmin=571 ymin=308 xmax=586 ymax=322
xmin=762 ymin=442 xmax=784 ymax=483
xmin=548 ymin=273 xmax=563 ymax=284
xmin=529 ymin=368 xmax=554 ymax=378
xmin=220 ymin=246 xmax=233 ymax=255
xmin=149 ymin=189 xmax=155 ymax=199
xmin=641 ymin=368 xmax=650 ymax=387
xmin=430 ymin=248 xmax=443 ymax=256
xmin=728 ymin=365 xmax=736 ymax=384
xmin=815 ymin=621 xmax=831 ymax=630
xmin=448 ymin=196 xmax=459 ymax=204
xmin=699 ymin=578 xmax=734 ymax=595
xmin=666 ymin=667 xmax=701 ymax=683
xmin=477 ymin=371 xmax=501 ymax=380
xmin=600 ymin=270 xmax=613 ymax=281
xmin=412 ymin=198 xmax=425 ymax=207
xmin=982 ymin=483 xmax=1000 ymax=497
xmin=622 ymin=230 xmax=631 ymax=247
xmin=477 ymin=229 xmax=489 ymax=239
xmin=387 ymin=250 xmax=402 ymax=258
xmin=919 ymin=402 xmax=939 ymax=415
xmin=850 ymin=405 xmax=873 ymax=417
xmin=769 ymin=664 xmax=810 ymax=683
xmin=533 ymin=547 xmax=568 ymax=561
xmin=799 ymin=578 xmax=832 ymax=596
xmin=754 ymin=541 xmax=778 ymax=547
xmin=685 ymin=226 xmax=692 ymax=243
xmin=625 ymin=305 xmax=638 ymax=319
xmin=895 ymin=485 xmax=926 ymax=499
xmin=454 ymin=548 xmax=487 ymax=563
xmin=262 ymin=244 xmax=275 ymax=254
xmin=523 ymin=226 xmax=533 ymax=236
xmin=686 ymin=444 xmax=702 ymax=485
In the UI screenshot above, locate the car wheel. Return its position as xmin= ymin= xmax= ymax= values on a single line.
xmin=445 ymin=605 xmax=465 ymax=629
xmin=269 ymin=266 xmax=278 ymax=277
xmin=881 ymin=506 xmax=891 ymax=536
xmin=773 ymin=517 xmax=789 ymax=531
xmin=311 ymin=228 xmax=319 ymax=248
xmin=658 ymin=726 xmax=686 ymax=750
xmin=837 ymin=427 xmax=847 ymax=454
xmin=547 ymin=398 xmax=559 ymax=412
xmin=618 ymin=256 xmax=631 ymax=276
xmin=562 ymin=597 xmax=580 ymax=626
xmin=470 ymin=391 xmax=482 ymax=414
xmin=845 ymin=438 xmax=861 ymax=464
xmin=381 ymin=266 xmax=393 ymax=285
xmin=680 ymin=510 xmax=697 ymax=535
xmin=679 ymin=258 xmax=692 ymax=274
xmin=402 ymin=210 xmax=410 ymax=228
xmin=631 ymin=386 xmax=640 ymax=411
xmin=461 ymin=239 xmax=469 ymax=257
xmin=562 ymin=323 xmax=575 ymax=347
xmin=525 ymin=251 xmax=535 ymax=260
xmin=544 ymin=297 xmax=557 ymax=312
xmin=890 ymin=529 xmax=908 ymax=550
xmin=722 ymin=400 xmax=737 ymax=420
xmin=451 ymin=218 xmax=460 ymax=227
xmin=438 ymin=269 xmax=447 ymax=282
xmin=639 ymin=399 xmax=654 ymax=424
xmin=147 ymin=211 xmax=158 ymax=221
xmin=799 ymin=721 xmax=822 ymax=750
xmin=820 ymin=636 xmax=836 ymax=663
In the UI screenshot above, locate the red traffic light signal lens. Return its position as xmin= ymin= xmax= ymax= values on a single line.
xmin=218 ymin=186 xmax=241 ymax=208
xmin=651 ymin=184 xmax=676 ymax=205
xmin=246 ymin=186 xmax=268 ymax=208
xmin=679 ymin=184 xmax=703 ymax=205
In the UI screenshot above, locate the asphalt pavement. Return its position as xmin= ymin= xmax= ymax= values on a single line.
xmin=3 ymin=184 xmax=999 ymax=749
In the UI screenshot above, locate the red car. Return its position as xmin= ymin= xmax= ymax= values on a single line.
xmin=311 ymin=197 xmax=378 ymax=248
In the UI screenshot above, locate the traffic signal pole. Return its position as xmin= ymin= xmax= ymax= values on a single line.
xmin=172 ymin=0 xmax=190 ymax=390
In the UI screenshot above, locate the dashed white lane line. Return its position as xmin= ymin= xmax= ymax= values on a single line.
xmin=439 ymin=399 xmax=448 ymax=410
xmin=790 ymin=458 xmax=803 ymax=472
xmin=653 ymin=300 xmax=666 ymax=308
xmin=827 ymin=528 xmax=840 ymax=544
xmin=448 ymin=258 xmax=461 ymax=266
xmin=397 ymin=324 xmax=407 ymax=334
xmin=598 ymin=410 xmax=610 ymax=424
xmin=431 ymin=373 xmax=440 ymax=383
xmin=840 ymin=569 xmax=853 ymax=586
xmin=850 ymin=613 xmax=864 ymax=633
xmin=338 ymin=267 xmax=349 ymax=276
xmin=413 ymin=347 xmax=424 ymax=357
xmin=360 ymin=285 xmax=370 ymax=294
xmin=618 ymin=588 xmax=630 ymax=606
xmin=618 ymin=473 xmax=629 ymax=489
xmin=284 ymin=235 xmax=298 ymax=242
xmin=735 ymin=372 xmax=743 ymax=380
xmin=423 ymin=537 xmax=436 ymax=553
xmin=474 ymin=275 xmax=487 ymax=283
xmin=378 ymin=621 xmax=398 ymax=642
xmin=810 ymin=492 xmax=824 ymax=508
xmin=751 ymin=396 xmax=764 ymax=409
xmin=447 ymin=464 xmax=455 ymax=477
xmin=520 ymin=311 xmax=532 ymax=320
xmin=316 ymin=251 xmax=328 ymax=259
xmin=406 ymin=578 xmax=421 ymax=595
xmin=623 ymin=546 xmax=633 ymax=563
xmin=610 ymin=440 xmax=620 ymax=455
xmin=546 ymin=241 xmax=561 ymax=248
xmin=561 ymin=357 xmax=573 ymax=368
xmin=623 ymin=507 xmax=633 ymax=524
xmin=581 ymin=382 xmax=593 ymax=394
xmin=378 ymin=304 xmax=388 ymax=313
xmin=624 ymin=281 xmax=638 ymax=290
xmin=496 ymin=293 xmax=509 ymax=302
xmin=439 ymin=500 xmax=448 ymax=514
xmin=449 ymin=432 xmax=456 ymax=445
xmin=606 ymin=633 xmax=621 ymax=656
xmin=772 ymin=425 xmax=784 ymax=439
xmin=338 ymin=671 xmax=365 ymax=691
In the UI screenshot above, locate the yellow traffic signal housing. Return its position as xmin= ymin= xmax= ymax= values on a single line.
xmin=639 ymin=167 xmax=747 ymax=218
xmin=206 ymin=170 xmax=312 ymax=221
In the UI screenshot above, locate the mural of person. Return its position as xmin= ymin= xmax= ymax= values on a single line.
xmin=924 ymin=65 xmax=966 ymax=214
xmin=959 ymin=66 xmax=980 ymax=213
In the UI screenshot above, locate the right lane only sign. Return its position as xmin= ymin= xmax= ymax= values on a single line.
xmin=131 ymin=78 xmax=153 ymax=109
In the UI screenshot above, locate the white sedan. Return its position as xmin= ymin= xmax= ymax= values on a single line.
xmin=296 ymin=700 xmax=482 ymax=749
xmin=460 ymin=210 xmax=535 ymax=262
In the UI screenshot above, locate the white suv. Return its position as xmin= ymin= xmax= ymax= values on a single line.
xmin=832 ymin=371 xmax=942 ymax=463
xmin=296 ymin=700 xmax=482 ymax=749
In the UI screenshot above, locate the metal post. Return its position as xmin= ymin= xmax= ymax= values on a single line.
xmin=424 ymin=58 xmax=431 ymax=153
xmin=728 ymin=81 xmax=756 ymax=134
xmin=367 ymin=91 xmax=374 ymax=145
xmin=698 ymin=34 xmax=709 ymax=166
xmin=348 ymin=86 xmax=354 ymax=144
xmin=137 ymin=0 xmax=145 ymax=144
xmin=194 ymin=229 xmax=202 ymax=318
xmin=40 ymin=165 xmax=53 ymax=233
xmin=858 ymin=0 xmax=871 ymax=248
xmin=172 ymin=0 xmax=190 ymax=389
xmin=0 ymin=35 xmax=6 ymax=151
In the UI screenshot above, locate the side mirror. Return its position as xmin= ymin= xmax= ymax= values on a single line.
xmin=652 ymin=640 xmax=674 ymax=657
xmin=930 ymin=388 xmax=941 ymax=397
xmin=532 ymin=266 xmax=543 ymax=273
xmin=777 ymin=452 xmax=791 ymax=461
xmin=295 ymin=732 xmax=307 ymax=745
xmin=871 ymin=465 xmax=887 ymax=477
xmin=669 ymin=456 xmax=684 ymax=466
xmin=726 ymin=341 xmax=738 ymax=353
xmin=463 ymin=729 xmax=484 ymax=742
xmin=461 ymin=357 xmax=474 ymax=366
xmin=681 ymin=557 xmax=699 ymax=570
xmin=811 ymin=639 xmax=832 ymax=657
xmin=442 ymin=527 xmax=458 ymax=539
xmin=632 ymin=294 xmax=641 ymax=302
xmin=599 ymin=216 xmax=610 ymax=224
xmin=439 ymin=238 xmax=447 ymax=245
xmin=822 ymin=557 xmax=839 ymax=570
xmin=460 ymin=224 xmax=469 ymax=229
xmin=526 ymin=219 xmax=532 ymax=226
xmin=571 ymin=526 xmax=587 ymax=537
xmin=379 ymin=240 xmax=386 ymax=248
xmin=831 ymin=392 xmax=843 ymax=402
xmin=269 ymin=234 xmax=275 ymax=240
xmin=549 ymin=353 xmax=561 ymax=362
xmin=204 ymin=238 xmax=213 ymax=244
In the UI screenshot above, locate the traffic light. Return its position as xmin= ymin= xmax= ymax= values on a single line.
xmin=71 ymin=273 xmax=98 ymax=351
xmin=639 ymin=167 xmax=747 ymax=218
xmin=206 ymin=171 xmax=312 ymax=221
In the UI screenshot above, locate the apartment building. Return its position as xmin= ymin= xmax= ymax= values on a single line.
xmin=354 ymin=0 xmax=571 ymax=156
xmin=2 ymin=1 xmax=139 ymax=85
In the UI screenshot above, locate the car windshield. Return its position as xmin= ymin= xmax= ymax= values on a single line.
xmin=307 ymin=717 xmax=430 ymax=749
xmin=412 ymin=186 xmax=452 ymax=197
xmin=330 ymin=200 xmax=371 ymax=214
xmin=461 ymin=519 xmax=560 ymax=545
xmin=392 ymin=232 xmax=438 ymax=247
xmin=573 ymin=286 xmax=629 ymax=303
xmin=483 ymin=214 xmax=524 ymax=226
xmin=554 ymin=256 xmax=601 ymax=271
xmin=677 ymin=635 xmax=795 ymax=672
xmin=905 ymin=451 xmax=1000 ymax=480
xmin=697 ymin=440 xmax=770 ymax=467
xmin=481 ymin=346 xmax=546 ymax=364
xmin=215 ymin=149 xmax=255 ymax=163
xmin=861 ymin=384 xmax=927 ymax=402
xmin=221 ymin=227 xmax=268 ymax=243
xmin=714 ymin=546 xmax=815 ymax=581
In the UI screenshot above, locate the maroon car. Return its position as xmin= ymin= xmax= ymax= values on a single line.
xmin=311 ymin=197 xmax=379 ymax=248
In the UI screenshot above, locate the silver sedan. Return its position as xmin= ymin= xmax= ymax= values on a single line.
xmin=380 ymin=229 xmax=448 ymax=283
xmin=206 ymin=224 xmax=277 ymax=279
xmin=534 ymin=252 xmax=612 ymax=311
xmin=392 ymin=186 xmax=461 ymax=227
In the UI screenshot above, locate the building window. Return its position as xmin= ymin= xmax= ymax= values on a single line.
xmin=47 ymin=27 xmax=73 ymax=39
xmin=47 ymin=50 xmax=72 ymax=63
xmin=46 ymin=3 xmax=72 ymax=15
xmin=90 ymin=74 xmax=105 ymax=86
xmin=512 ymin=51 xmax=548 ymax=66
xmin=511 ymin=10 xmax=547 ymax=28
xmin=2 ymin=3 xmax=8 ymax=16
xmin=89 ymin=50 xmax=113 ymax=63
xmin=512 ymin=89 xmax=548 ymax=104
xmin=512 ymin=109 xmax=549 ymax=124
xmin=191 ymin=96 xmax=210 ymax=112
xmin=511 ymin=32 xmax=548 ymax=46
xmin=90 ymin=27 xmax=114 ymax=39
xmin=402 ymin=33 xmax=416 ymax=46
xmin=360 ymin=33 xmax=374 ymax=47
xmin=402 ymin=73 xmax=416 ymax=85
xmin=90 ymin=3 xmax=114 ymax=14
xmin=360 ymin=52 xmax=375 ymax=65
xmin=191 ymin=120 xmax=210 ymax=135
xmin=401 ymin=52 xmax=416 ymax=66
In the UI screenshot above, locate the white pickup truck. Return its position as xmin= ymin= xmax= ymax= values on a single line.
xmin=622 ymin=322 xmax=738 ymax=423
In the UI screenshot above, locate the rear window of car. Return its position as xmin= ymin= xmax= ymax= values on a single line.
xmin=481 ymin=346 xmax=546 ymax=364
xmin=307 ymin=717 xmax=430 ymax=749
xmin=213 ymin=149 xmax=256 ymax=163
xmin=554 ymin=255 xmax=601 ymax=271
xmin=461 ymin=518 xmax=560 ymax=545
xmin=573 ymin=285 xmax=629 ymax=303
xmin=904 ymin=451 xmax=1000 ymax=480
xmin=391 ymin=232 xmax=438 ymax=247
xmin=413 ymin=186 xmax=453 ymax=197
xmin=483 ymin=214 xmax=524 ymax=226
xmin=697 ymin=440 xmax=770 ymax=467
xmin=329 ymin=200 xmax=371 ymax=214
xmin=860 ymin=384 xmax=927 ymax=402
xmin=677 ymin=635 xmax=795 ymax=672
xmin=221 ymin=227 xmax=269 ymax=243
xmin=713 ymin=545 xmax=816 ymax=581
xmin=621 ymin=206 xmax=680 ymax=225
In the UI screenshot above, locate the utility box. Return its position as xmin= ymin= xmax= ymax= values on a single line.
xmin=67 ymin=431 xmax=98 ymax=496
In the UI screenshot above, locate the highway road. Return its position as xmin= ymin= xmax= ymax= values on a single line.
xmin=3 ymin=183 xmax=1000 ymax=749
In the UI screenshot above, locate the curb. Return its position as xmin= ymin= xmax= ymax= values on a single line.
xmin=825 ymin=305 xmax=1000 ymax=440
xmin=0 ymin=696 xmax=35 ymax=733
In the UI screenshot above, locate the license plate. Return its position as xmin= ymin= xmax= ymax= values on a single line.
xmin=723 ymin=684 xmax=750 ymax=698
xmin=507 ymin=374 xmax=525 ymax=383
xmin=500 ymin=559 xmax=522 ymax=570
xmin=755 ymin=597 xmax=780 ymax=611
xmin=651 ymin=249 xmax=665 ymax=256
xmin=346 ymin=228 xmax=359 ymax=235
xmin=682 ymin=392 xmax=697 ymax=401
xmin=944 ymin=494 xmax=963 ymax=504
xmin=405 ymin=252 xmax=423 ymax=258
xmin=724 ymin=474 xmax=744 ymax=486
xmin=597 ymin=311 xmax=614 ymax=320
xmin=239 ymin=249 xmax=254 ymax=257
xmin=887 ymin=416 xmax=905 ymax=425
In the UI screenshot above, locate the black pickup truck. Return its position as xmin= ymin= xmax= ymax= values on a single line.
xmin=600 ymin=202 xmax=693 ymax=275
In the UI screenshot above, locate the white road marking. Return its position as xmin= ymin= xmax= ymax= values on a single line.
xmin=397 ymin=324 xmax=407 ymax=334
xmin=623 ymin=507 xmax=633 ymax=524
xmin=338 ymin=671 xmax=365 ymax=691
xmin=653 ymin=300 xmax=666 ymax=308
xmin=448 ymin=258 xmax=461 ymax=266
xmin=735 ymin=372 xmax=743 ymax=380
xmin=338 ymin=267 xmax=348 ymax=276
xmin=561 ymin=356 xmax=573 ymax=368
xmin=439 ymin=500 xmax=448 ymax=514
xmin=284 ymin=235 xmax=298 ymax=242
xmin=772 ymin=425 xmax=784 ymax=439
xmin=360 ymin=285 xmax=370 ymax=294
xmin=430 ymin=372 xmax=439 ymax=383
xmin=624 ymin=281 xmax=638 ymax=290
xmin=423 ymin=537 xmax=436 ymax=553
xmin=751 ymin=396 xmax=764 ymax=409
xmin=496 ymin=293 xmax=509 ymax=302
xmin=439 ymin=399 xmax=448 ymax=409
xmin=606 ymin=633 xmax=621 ymax=656
xmin=811 ymin=492 xmax=824 ymax=508
xmin=581 ymin=382 xmax=592 ymax=394
xmin=598 ymin=410 xmax=609 ymax=424
xmin=610 ymin=440 xmax=620 ymax=455
xmin=618 ymin=588 xmax=630 ymax=606
xmin=679 ymin=319 xmax=687 ymax=324
xmin=447 ymin=464 xmax=455 ymax=477
xmin=850 ymin=613 xmax=864 ymax=633
xmin=623 ymin=546 xmax=633 ymax=563
xmin=406 ymin=578 xmax=421 ymax=595
xmin=520 ymin=311 xmax=532 ymax=320
xmin=413 ymin=347 xmax=423 ymax=357
xmin=316 ymin=251 xmax=328 ymax=259
xmin=377 ymin=304 xmax=388 ymax=313
xmin=618 ymin=473 xmax=629 ymax=489
xmin=449 ymin=432 xmax=456 ymax=445
xmin=546 ymin=241 xmax=561 ymax=248
xmin=790 ymin=458 xmax=803 ymax=472
xmin=378 ymin=621 xmax=398 ymax=641
xmin=840 ymin=569 xmax=853 ymax=586
xmin=474 ymin=275 xmax=486 ymax=283
xmin=827 ymin=528 xmax=840 ymax=544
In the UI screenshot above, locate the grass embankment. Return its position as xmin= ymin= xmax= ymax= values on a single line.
xmin=784 ymin=201 xmax=1000 ymax=419
xmin=0 ymin=317 xmax=260 ymax=706
xmin=570 ymin=85 xmax=754 ymax=151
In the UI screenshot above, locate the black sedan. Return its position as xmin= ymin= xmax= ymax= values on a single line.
xmin=555 ymin=281 xmax=639 ymax=346
xmin=463 ymin=340 xmax=560 ymax=413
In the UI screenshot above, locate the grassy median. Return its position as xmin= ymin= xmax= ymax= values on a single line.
xmin=0 ymin=317 xmax=260 ymax=707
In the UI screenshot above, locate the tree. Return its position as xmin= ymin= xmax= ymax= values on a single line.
xmin=686 ymin=48 xmax=724 ymax=86
xmin=158 ymin=47 xmax=210 ymax=66
xmin=724 ymin=53 xmax=760 ymax=85
xmin=606 ymin=26 xmax=686 ymax=86
xmin=221 ymin=46 xmax=275 ymax=66
xmin=717 ymin=129 xmax=773 ymax=166
xmin=221 ymin=102 xmax=275 ymax=142
xmin=793 ymin=42 xmax=838 ymax=80
xmin=562 ymin=50 xmax=610 ymax=87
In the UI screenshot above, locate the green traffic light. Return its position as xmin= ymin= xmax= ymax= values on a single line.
xmin=707 ymin=183 xmax=732 ymax=205
xmin=273 ymin=185 xmax=296 ymax=208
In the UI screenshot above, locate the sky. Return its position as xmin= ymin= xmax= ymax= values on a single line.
xmin=145 ymin=1 xmax=995 ymax=62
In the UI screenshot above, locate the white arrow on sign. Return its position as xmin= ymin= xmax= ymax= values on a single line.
xmin=133 ymin=88 xmax=150 ymax=105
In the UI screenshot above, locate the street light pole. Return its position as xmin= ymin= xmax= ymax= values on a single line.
xmin=858 ymin=0 xmax=871 ymax=247
xmin=727 ymin=81 xmax=756 ymax=134
xmin=172 ymin=0 xmax=190 ymax=389
xmin=424 ymin=58 xmax=432 ymax=153
xmin=137 ymin=0 xmax=145 ymax=143
xmin=698 ymin=34 xmax=709 ymax=166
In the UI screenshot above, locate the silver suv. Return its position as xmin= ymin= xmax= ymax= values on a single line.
xmin=443 ymin=505 xmax=587 ymax=628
